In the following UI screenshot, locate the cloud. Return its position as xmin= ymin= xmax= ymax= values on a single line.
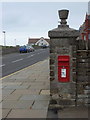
xmin=1 ymin=2 xmax=88 ymax=46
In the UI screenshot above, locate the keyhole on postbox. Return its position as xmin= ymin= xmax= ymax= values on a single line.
xmin=61 ymin=66 xmax=66 ymax=78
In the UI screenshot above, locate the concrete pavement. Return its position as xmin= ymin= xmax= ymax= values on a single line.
xmin=0 ymin=58 xmax=89 ymax=119
xmin=1 ymin=58 xmax=50 ymax=118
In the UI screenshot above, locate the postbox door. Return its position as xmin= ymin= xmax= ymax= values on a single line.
xmin=58 ymin=66 xmax=69 ymax=82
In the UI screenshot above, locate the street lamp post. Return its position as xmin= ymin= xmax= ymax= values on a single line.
xmin=2 ymin=31 xmax=6 ymax=46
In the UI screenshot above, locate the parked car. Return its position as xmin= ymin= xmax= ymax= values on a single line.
xmin=42 ymin=45 xmax=47 ymax=48
xmin=19 ymin=46 xmax=27 ymax=53
xmin=27 ymin=46 xmax=35 ymax=52
xmin=19 ymin=45 xmax=35 ymax=53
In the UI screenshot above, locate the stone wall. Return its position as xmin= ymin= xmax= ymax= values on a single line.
xmin=49 ymin=38 xmax=90 ymax=107
xmin=48 ymin=10 xmax=79 ymax=107
xmin=53 ymin=39 xmax=90 ymax=106
xmin=48 ymin=9 xmax=89 ymax=108
xmin=49 ymin=37 xmax=79 ymax=107
xmin=76 ymin=39 xmax=90 ymax=106
xmin=1 ymin=47 xmax=19 ymax=55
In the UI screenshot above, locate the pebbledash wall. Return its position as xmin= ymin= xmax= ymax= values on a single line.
xmin=48 ymin=9 xmax=90 ymax=107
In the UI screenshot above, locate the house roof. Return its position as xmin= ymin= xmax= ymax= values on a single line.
xmin=28 ymin=38 xmax=39 ymax=44
xmin=28 ymin=37 xmax=50 ymax=44
xmin=79 ymin=14 xmax=90 ymax=33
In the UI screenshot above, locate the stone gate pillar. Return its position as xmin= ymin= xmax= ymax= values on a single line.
xmin=48 ymin=9 xmax=79 ymax=107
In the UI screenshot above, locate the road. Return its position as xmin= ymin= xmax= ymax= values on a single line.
xmin=1 ymin=48 xmax=49 ymax=77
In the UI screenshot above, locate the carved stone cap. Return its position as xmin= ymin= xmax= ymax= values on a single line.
xmin=48 ymin=9 xmax=79 ymax=38
xmin=58 ymin=9 xmax=69 ymax=25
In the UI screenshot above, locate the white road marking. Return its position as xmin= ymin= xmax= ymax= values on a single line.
xmin=31 ymin=54 xmax=35 ymax=57
xmin=27 ymin=54 xmax=35 ymax=58
xmin=12 ymin=58 xmax=23 ymax=63
xmin=37 ymin=51 xmax=45 ymax=54
xmin=27 ymin=56 xmax=31 ymax=58
xmin=20 ymin=53 xmax=29 ymax=56
xmin=0 ymin=64 xmax=5 ymax=67
xmin=20 ymin=54 xmax=25 ymax=55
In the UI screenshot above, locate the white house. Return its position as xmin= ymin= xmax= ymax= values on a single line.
xmin=35 ymin=37 xmax=49 ymax=46
xmin=28 ymin=37 xmax=50 ymax=47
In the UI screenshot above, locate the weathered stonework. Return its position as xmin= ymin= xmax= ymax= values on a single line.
xmin=48 ymin=9 xmax=79 ymax=107
xmin=76 ymin=48 xmax=90 ymax=106
xmin=48 ymin=9 xmax=90 ymax=108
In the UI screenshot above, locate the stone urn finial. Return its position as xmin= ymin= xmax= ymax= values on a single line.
xmin=58 ymin=9 xmax=69 ymax=25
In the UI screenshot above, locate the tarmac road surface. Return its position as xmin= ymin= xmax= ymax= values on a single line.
xmin=1 ymin=48 xmax=49 ymax=77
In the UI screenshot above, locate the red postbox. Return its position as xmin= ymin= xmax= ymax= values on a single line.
xmin=58 ymin=55 xmax=70 ymax=82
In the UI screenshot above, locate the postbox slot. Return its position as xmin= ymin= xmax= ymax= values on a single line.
xmin=58 ymin=62 xmax=69 ymax=66
xmin=59 ymin=65 xmax=69 ymax=67
xmin=58 ymin=59 xmax=69 ymax=61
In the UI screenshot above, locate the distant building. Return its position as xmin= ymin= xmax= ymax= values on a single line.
xmin=79 ymin=13 xmax=90 ymax=41
xmin=28 ymin=37 xmax=50 ymax=47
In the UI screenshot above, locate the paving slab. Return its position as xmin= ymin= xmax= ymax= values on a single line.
xmin=15 ymin=78 xmax=36 ymax=82
xmin=30 ymin=84 xmax=48 ymax=89
xmin=2 ymin=109 xmax=11 ymax=118
xmin=0 ymin=102 xmax=2 ymax=109
xmin=27 ymin=82 xmax=45 ymax=86
xmin=3 ymin=84 xmax=30 ymax=90
xmin=20 ymin=82 xmax=31 ymax=86
xmin=2 ymin=89 xmax=15 ymax=95
xmin=12 ymin=89 xmax=40 ymax=95
xmin=2 ymin=100 xmax=34 ymax=109
xmin=20 ymin=95 xmax=36 ymax=101
xmin=32 ymin=100 xmax=49 ymax=110
xmin=2 ymin=100 xmax=17 ymax=109
xmin=0 ymin=109 xmax=2 ymax=120
xmin=2 ymin=79 xmax=16 ymax=82
xmin=40 ymin=90 xmax=50 ymax=95
xmin=3 ymin=94 xmax=22 ymax=101
xmin=0 ymin=95 xmax=2 ymax=103
xmin=7 ymin=109 xmax=47 ymax=118
xmin=0 ymin=84 xmax=5 ymax=89
xmin=9 ymin=75 xmax=28 ymax=79
xmin=36 ymin=78 xmax=49 ymax=82
xmin=13 ymin=100 xmax=34 ymax=109
xmin=2 ymin=94 xmax=10 ymax=101
xmin=3 ymin=85 xmax=20 ymax=89
xmin=20 ymin=95 xmax=50 ymax=101
xmin=2 ymin=82 xmax=22 ymax=86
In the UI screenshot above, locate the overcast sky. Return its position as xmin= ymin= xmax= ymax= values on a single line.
xmin=1 ymin=2 xmax=88 ymax=46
